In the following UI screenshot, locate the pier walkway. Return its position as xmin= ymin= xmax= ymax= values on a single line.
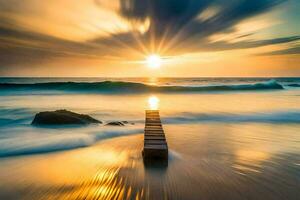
xmin=143 ymin=110 xmax=168 ymax=161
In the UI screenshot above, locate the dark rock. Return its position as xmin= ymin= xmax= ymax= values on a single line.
xmin=32 ymin=109 xmax=102 ymax=125
xmin=122 ymin=121 xmax=135 ymax=125
xmin=105 ymin=121 xmax=125 ymax=126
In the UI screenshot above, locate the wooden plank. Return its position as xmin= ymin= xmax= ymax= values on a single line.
xmin=145 ymin=132 xmax=164 ymax=136
xmin=145 ymin=125 xmax=162 ymax=128
xmin=146 ymin=119 xmax=161 ymax=121
xmin=145 ymin=131 xmax=165 ymax=135
xmin=145 ymin=140 xmax=167 ymax=145
xmin=146 ymin=115 xmax=160 ymax=118
xmin=143 ymin=145 xmax=168 ymax=159
xmin=146 ymin=116 xmax=160 ymax=118
xmin=143 ymin=110 xmax=168 ymax=162
xmin=145 ymin=123 xmax=162 ymax=126
xmin=145 ymin=127 xmax=162 ymax=130
xmin=145 ymin=128 xmax=164 ymax=131
xmin=146 ymin=122 xmax=161 ymax=124
xmin=145 ymin=131 xmax=164 ymax=134
xmin=145 ymin=126 xmax=162 ymax=129
xmin=145 ymin=136 xmax=165 ymax=141
xmin=146 ymin=117 xmax=160 ymax=119
xmin=146 ymin=112 xmax=159 ymax=115
xmin=144 ymin=144 xmax=168 ymax=149
xmin=145 ymin=135 xmax=164 ymax=138
xmin=146 ymin=120 xmax=160 ymax=122
xmin=146 ymin=121 xmax=161 ymax=124
xmin=145 ymin=133 xmax=165 ymax=137
xmin=145 ymin=129 xmax=164 ymax=132
xmin=146 ymin=118 xmax=160 ymax=120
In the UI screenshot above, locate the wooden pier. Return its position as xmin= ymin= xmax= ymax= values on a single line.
xmin=143 ymin=110 xmax=168 ymax=162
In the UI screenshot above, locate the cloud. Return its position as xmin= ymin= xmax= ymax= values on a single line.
xmin=257 ymin=46 xmax=300 ymax=56
xmin=0 ymin=27 xmax=83 ymax=64
xmin=0 ymin=24 xmax=123 ymax=67
xmin=117 ymin=0 xmax=287 ymax=50
xmin=0 ymin=0 xmax=299 ymax=70
xmin=185 ymin=36 xmax=300 ymax=52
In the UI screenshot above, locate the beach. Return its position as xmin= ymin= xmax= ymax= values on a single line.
xmin=1 ymin=0 xmax=300 ymax=198
xmin=0 ymin=77 xmax=300 ymax=199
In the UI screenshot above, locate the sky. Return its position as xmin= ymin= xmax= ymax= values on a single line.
xmin=0 ymin=0 xmax=299 ymax=77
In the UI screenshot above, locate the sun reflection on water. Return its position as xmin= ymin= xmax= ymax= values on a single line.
xmin=148 ymin=96 xmax=159 ymax=110
xmin=147 ymin=77 xmax=158 ymax=86
xmin=233 ymin=149 xmax=270 ymax=174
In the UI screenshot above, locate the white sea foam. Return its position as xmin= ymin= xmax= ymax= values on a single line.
xmin=163 ymin=110 xmax=300 ymax=124
xmin=0 ymin=126 xmax=143 ymax=157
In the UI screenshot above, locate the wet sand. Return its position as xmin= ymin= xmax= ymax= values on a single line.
xmin=0 ymin=124 xmax=299 ymax=200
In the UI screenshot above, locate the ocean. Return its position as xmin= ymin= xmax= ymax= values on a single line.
xmin=0 ymin=77 xmax=300 ymax=156
xmin=0 ymin=77 xmax=299 ymax=199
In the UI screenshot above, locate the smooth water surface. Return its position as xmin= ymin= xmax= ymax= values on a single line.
xmin=0 ymin=77 xmax=299 ymax=199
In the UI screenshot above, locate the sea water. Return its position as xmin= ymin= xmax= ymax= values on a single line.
xmin=0 ymin=77 xmax=300 ymax=156
xmin=0 ymin=77 xmax=299 ymax=199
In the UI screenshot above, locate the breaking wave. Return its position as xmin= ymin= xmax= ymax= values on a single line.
xmin=0 ymin=127 xmax=143 ymax=157
xmin=0 ymin=80 xmax=284 ymax=93
xmin=163 ymin=110 xmax=300 ymax=124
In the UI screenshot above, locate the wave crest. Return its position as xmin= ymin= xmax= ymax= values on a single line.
xmin=0 ymin=127 xmax=143 ymax=157
xmin=0 ymin=80 xmax=284 ymax=93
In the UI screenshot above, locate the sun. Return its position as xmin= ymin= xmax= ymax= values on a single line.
xmin=146 ymin=54 xmax=162 ymax=69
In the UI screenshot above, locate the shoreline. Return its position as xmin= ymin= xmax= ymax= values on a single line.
xmin=1 ymin=124 xmax=299 ymax=199
xmin=0 ymin=134 xmax=145 ymax=199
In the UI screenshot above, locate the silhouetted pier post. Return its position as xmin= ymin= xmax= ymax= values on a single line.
xmin=142 ymin=110 xmax=168 ymax=162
